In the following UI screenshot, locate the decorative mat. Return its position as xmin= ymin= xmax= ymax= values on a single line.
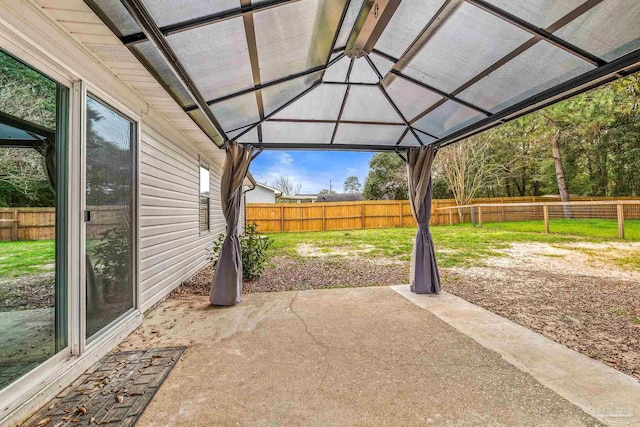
xmin=21 ymin=347 xmax=186 ymax=427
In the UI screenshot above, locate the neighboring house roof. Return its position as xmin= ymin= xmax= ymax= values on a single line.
xmin=317 ymin=193 xmax=364 ymax=202
xmin=251 ymin=182 xmax=282 ymax=196
xmin=278 ymin=194 xmax=318 ymax=201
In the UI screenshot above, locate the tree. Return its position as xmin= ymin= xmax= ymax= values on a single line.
xmin=363 ymin=153 xmax=407 ymax=200
xmin=343 ymin=176 xmax=361 ymax=193
xmin=318 ymin=188 xmax=336 ymax=195
xmin=271 ymin=175 xmax=301 ymax=196
xmin=435 ymin=131 xmax=496 ymax=220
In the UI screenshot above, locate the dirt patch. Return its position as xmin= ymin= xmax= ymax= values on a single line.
xmin=171 ymin=256 xmax=409 ymax=298
xmin=296 ymin=243 xmax=376 ymax=257
xmin=444 ymin=243 xmax=640 ymax=381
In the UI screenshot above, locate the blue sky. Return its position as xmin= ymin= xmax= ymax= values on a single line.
xmin=249 ymin=151 xmax=375 ymax=194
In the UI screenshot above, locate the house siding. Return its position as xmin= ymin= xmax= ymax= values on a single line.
xmin=139 ymin=126 xmax=226 ymax=312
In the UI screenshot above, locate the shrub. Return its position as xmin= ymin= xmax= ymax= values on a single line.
xmin=211 ymin=223 xmax=272 ymax=280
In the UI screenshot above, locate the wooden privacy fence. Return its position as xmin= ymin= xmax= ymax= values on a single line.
xmin=0 ymin=206 xmax=127 ymax=241
xmin=247 ymin=200 xmax=415 ymax=233
xmin=247 ymin=196 xmax=640 ymax=233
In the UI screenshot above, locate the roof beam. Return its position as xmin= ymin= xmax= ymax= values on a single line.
xmin=121 ymin=0 xmax=301 ymax=45
xmin=330 ymin=58 xmax=355 ymax=144
xmin=241 ymin=0 xmax=264 ymax=143
xmin=249 ymin=143 xmax=411 ymax=151
xmin=364 ymin=54 xmax=423 ymax=145
xmin=121 ymin=0 xmax=228 ymax=143
xmin=268 ymin=118 xmax=404 ymax=126
xmin=465 ymin=0 xmax=606 ymax=66
xmin=186 ymin=55 xmax=345 ymax=111
xmin=346 ymin=0 xmax=401 ymax=56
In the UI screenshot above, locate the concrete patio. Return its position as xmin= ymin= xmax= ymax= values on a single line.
xmin=113 ymin=286 xmax=640 ymax=426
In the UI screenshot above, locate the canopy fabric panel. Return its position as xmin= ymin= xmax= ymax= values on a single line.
xmin=86 ymin=0 xmax=640 ymax=150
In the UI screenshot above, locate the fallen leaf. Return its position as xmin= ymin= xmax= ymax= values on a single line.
xmin=64 ymin=408 xmax=74 ymax=413
xmin=35 ymin=417 xmax=51 ymax=426
xmin=78 ymin=406 xmax=87 ymax=415
xmin=48 ymin=404 xmax=55 ymax=410
xmin=117 ymin=395 xmax=124 ymax=403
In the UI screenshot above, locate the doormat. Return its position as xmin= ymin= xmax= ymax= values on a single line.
xmin=21 ymin=347 xmax=186 ymax=427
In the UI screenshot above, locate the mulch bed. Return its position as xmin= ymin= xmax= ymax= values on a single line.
xmin=443 ymin=267 xmax=640 ymax=381
xmin=170 ymin=256 xmax=409 ymax=297
xmin=172 ymin=256 xmax=640 ymax=382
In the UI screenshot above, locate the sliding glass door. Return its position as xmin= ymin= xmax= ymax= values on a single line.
xmin=85 ymin=95 xmax=135 ymax=339
xmin=0 ymin=49 xmax=68 ymax=390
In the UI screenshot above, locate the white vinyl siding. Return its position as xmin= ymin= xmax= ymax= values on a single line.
xmin=139 ymin=126 xmax=225 ymax=312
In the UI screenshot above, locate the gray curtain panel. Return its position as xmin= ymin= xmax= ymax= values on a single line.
xmin=407 ymin=145 xmax=441 ymax=294
xmin=211 ymin=141 xmax=256 ymax=306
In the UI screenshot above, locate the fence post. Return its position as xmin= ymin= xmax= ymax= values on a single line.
xmin=12 ymin=209 xmax=18 ymax=241
xmin=280 ymin=205 xmax=284 ymax=233
xmin=361 ymin=203 xmax=365 ymax=229
xmin=617 ymin=204 xmax=625 ymax=239
xmin=543 ymin=205 xmax=550 ymax=234
xmin=322 ymin=205 xmax=326 ymax=231
xmin=398 ymin=202 xmax=403 ymax=227
xmin=478 ymin=206 xmax=483 ymax=228
xmin=449 ymin=209 xmax=453 ymax=226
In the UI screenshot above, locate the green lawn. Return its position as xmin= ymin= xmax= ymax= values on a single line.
xmin=484 ymin=219 xmax=640 ymax=241
xmin=268 ymin=222 xmax=624 ymax=268
xmin=0 ymin=240 xmax=55 ymax=278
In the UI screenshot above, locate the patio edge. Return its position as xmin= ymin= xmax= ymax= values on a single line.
xmin=390 ymin=285 xmax=640 ymax=427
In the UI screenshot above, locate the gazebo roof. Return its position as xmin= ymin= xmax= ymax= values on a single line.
xmin=86 ymin=0 xmax=640 ymax=150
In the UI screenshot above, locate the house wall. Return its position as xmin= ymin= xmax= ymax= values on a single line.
xmin=139 ymin=126 xmax=227 ymax=312
xmin=0 ymin=0 xmax=236 ymax=424
xmin=246 ymin=185 xmax=277 ymax=204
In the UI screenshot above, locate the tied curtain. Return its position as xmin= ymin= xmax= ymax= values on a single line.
xmin=211 ymin=141 xmax=257 ymax=306
xmin=407 ymin=145 xmax=441 ymax=294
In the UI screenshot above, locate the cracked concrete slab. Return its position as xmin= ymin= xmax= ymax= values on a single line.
xmin=120 ymin=287 xmax=603 ymax=426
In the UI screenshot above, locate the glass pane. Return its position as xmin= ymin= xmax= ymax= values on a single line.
xmin=85 ymin=96 xmax=135 ymax=339
xmin=238 ymin=126 xmax=260 ymax=143
xmin=187 ymin=109 xmax=224 ymax=146
xmin=341 ymin=85 xmax=403 ymax=123
xmin=554 ymin=0 xmax=640 ymax=61
xmin=369 ymin=52 xmax=394 ymax=78
xmin=401 ymin=2 xmax=531 ymax=93
xmin=413 ymin=100 xmax=484 ymax=137
xmin=262 ymin=121 xmax=334 ymax=144
xmin=0 ymin=50 xmax=66 ymax=390
xmin=457 ymin=41 xmax=594 ymax=112
xmin=348 ymin=57 xmax=379 ymax=83
xmin=210 ymin=92 xmax=260 ymax=132
xmin=254 ymin=0 xmax=345 ymax=82
xmin=324 ymin=56 xmax=351 ymax=82
xmin=413 ymin=129 xmax=437 ymax=145
xmin=131 ymin=41 xmax=193 ymax=108
xmin=261 ymin=71 xmax=323 ymax=117
xmin=142 ymin=0 xmax=240 ymax=27
xmin=374 ymin=0 xmax=447 ymax=59
xmin=199 ymin=196 xmax=210 ymax=231
xmin=484 ymin=0 xmax=586 ymax=28
xmin=273 ymin=83 xmax=346 ymax=120
xmin=384 ymin=75 xmax=442 ymax=122
xmin=167 ymin=18 xmax=254 ymax=101
xmin=335 ymin=0 xmax=365 ymax=49
xmin=199 ymin=163 xmax=210 ymax=232
xmin=85 ymin=0 xmax=142 ymax=37
xmin=334 ymin=123 xmax=404 ymax=145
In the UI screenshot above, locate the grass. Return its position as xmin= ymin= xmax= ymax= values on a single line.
xmin=268 ymin=223 xmax=608 ymax=268
xmin=484 ymin=219 xmax=640 ymax=241
xmin=0 ymin=240 xmax=55 ymax=278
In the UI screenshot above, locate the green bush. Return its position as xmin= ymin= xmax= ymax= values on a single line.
xmin=211 ymin=223 xmax=272 ymax=280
